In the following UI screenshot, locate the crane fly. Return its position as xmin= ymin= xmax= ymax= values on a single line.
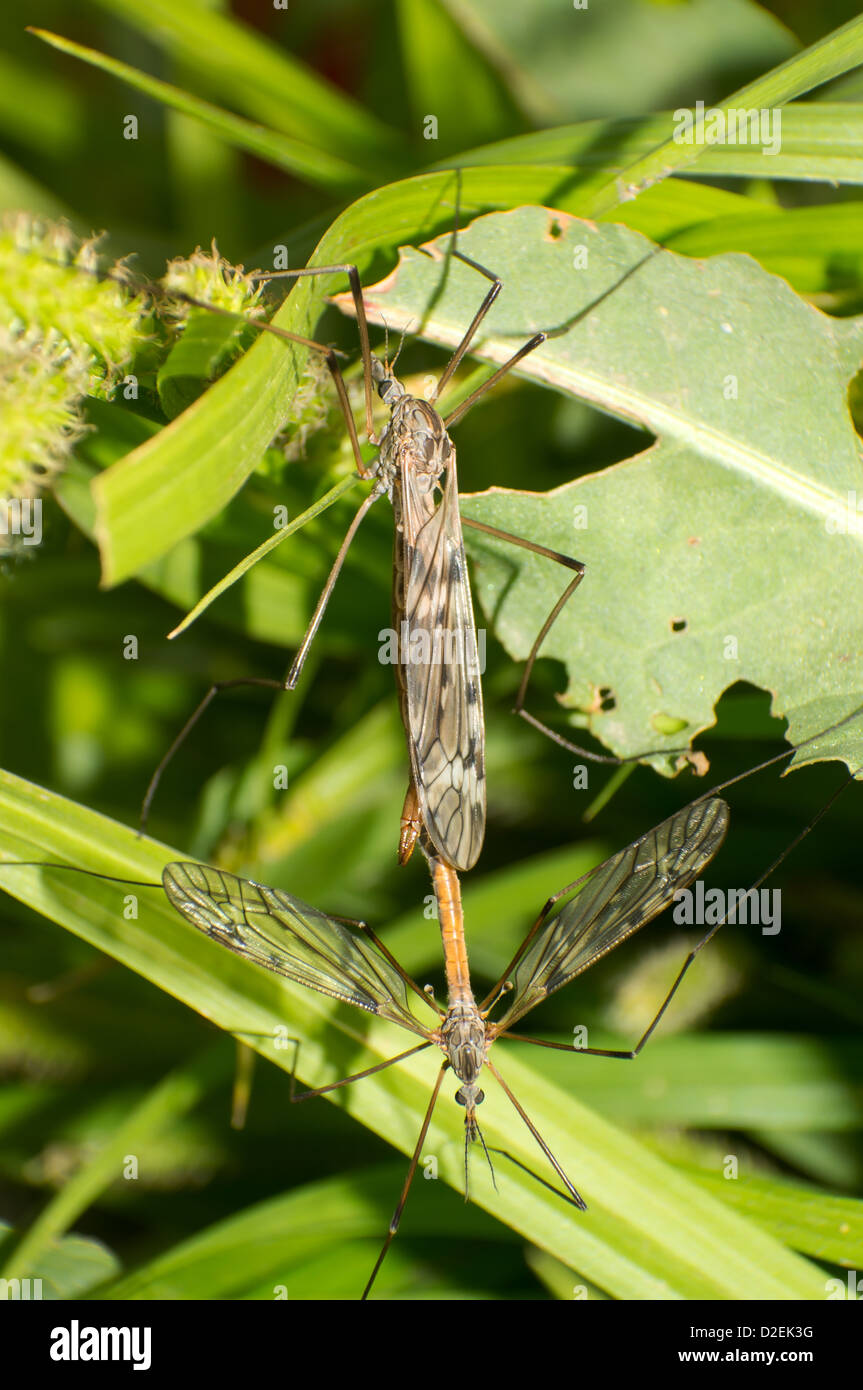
xmin=136 ymin=229 xmax=585 ymax=870
xmin=2 ymin=795 xmax=734 ymax=1297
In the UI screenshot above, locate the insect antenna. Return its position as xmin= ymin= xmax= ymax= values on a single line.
xmin=474 ymin=1120 xmax=499 ymax=1197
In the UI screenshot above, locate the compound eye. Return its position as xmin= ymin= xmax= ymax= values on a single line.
xmin=475 ymin=1089 xmax=485 ymax=1107
xmin=454 ymin=1087 xmax=467 ymax=1108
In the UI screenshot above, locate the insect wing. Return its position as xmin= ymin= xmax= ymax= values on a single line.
xmin=163 ymin=862 xmax=432 ymax=1037
xmin=491 ymin=797 xmax=730 ymax=1031
xmin=403 ymin=460 xmax=486 ymax=871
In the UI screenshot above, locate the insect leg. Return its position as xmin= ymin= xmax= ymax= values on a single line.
xmin=361 ymin=1060 xmax=448 ymax=1300
xmin=286 ymin=481 xmax=385 ymax=687
xmin=352 ymin=919 xmax=444 ymax=1017
xmin=288 ymin=1040 xmax=434 ymax=1104
xmin=461 ymin=513 xmax=587 ymax=725
xmin=163 ymin=279 xmax=373 ymax=477
xmin=140 ymin=481 xmax=385 ymax=830
xmin=397 ymin=780 xmax=423 ymax=867
xmin=249 ymin=262 xmax=375 ymax=445
xmin=430 ymin=248 xmax=504 ymax=402
xmin=140 ymin=674 xmax=289 ymax=833
xmin=442 ymin=332 xmax=547 ymax=431
xmin=486 ymin=1147 xmax=594 ymax=1210
xmin=483 ymin=1056 xmax=586 ymax=1210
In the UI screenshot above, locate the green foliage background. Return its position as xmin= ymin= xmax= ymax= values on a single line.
xmin=1 ymin=0 xmax=863 ymax=1301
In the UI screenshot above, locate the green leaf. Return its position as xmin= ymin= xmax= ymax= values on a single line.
xmin=536 ymin=1033 xmax=863 ymax=1132
xmin=29 ymin=29 xmax=370 ymax=193
xmin=577 ymin=15 xmax=863 ymax=216
xmin=347 ymin=206 xmax=863 ymax=772
xmin=451 ymin=104 xmax=863 ymax=188
xmin=53 ymin=2 xmax=403 ymax=174
xmin=437 ymin=0 xmax=796 ymax=126
xmin=1 ymin=1048 xmax=228 ymax=1281
xmin=683 ymin=1169 xmax=863 ymax=1267
xmin=0 ymin=770 xmax=830 ymax=1299
xmin=0 ymin=1223 xmax=121 ymax=1299
xmin=98 ymin=1168 xmax=502 ymax=1299
xmin=663 ymin=202 xmax=863 ymax=296
xmin=396 ymin=0 xmax=519 ymax=151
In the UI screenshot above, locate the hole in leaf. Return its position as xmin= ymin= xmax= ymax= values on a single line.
xmin=849 ymin=366 xmax=863 ymax=441
xmin=670 ymin=618 xmax=687 ymax=633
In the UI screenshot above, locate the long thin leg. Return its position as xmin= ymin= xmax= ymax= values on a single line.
xmin=166 ymin=286 xmax=373 ymax=477
xmin=439 ymin=248 xmax=713 ymax=769
xmin=288 ymin=1040 xmax=434 ymax=1104
xmin=624 ymin=766 xmax=861 ymax=1058
xmin=418 ymin=198 xmax=547 ymax=414
xmin=362 ymin=1061 xmax=448 ymax=1300
xmin=139 ymin=482 xmax=384 ymax=831
xmin=461 ymin=514 xmax=586 ymax=712
xmin=444 ymin=333 xmax=547 ymax=430
xmin=0 ymin=860 xmax=162 ymax=890
xmin=499 ymin=1032 xmax=641 ymax=1060
xmin=484 ymin=1056 xmax=586 ymax=1210
xmin=518 ymin=696 xmax=863 ymax=799
xmin=515 ymin=707 xmax=638 ymax=765
xmin=431 ymin=248 xmax=503 ymax=403
xmin=519 ymin=646 xmax=863 ymax=780
xmin=473 ymin=1120 xmax=498 ymax=1197
xmin=250 ymin=263 xmax=375 ymax=442
xmin=439 ymin=238 xmax=667 ymax=431
xmin=60 ymin=255 xmax=377 ymax=475
xmin=479 ymin=869 xmax=601 ymax=1014
xmin=286 ymin=481 xmax=385 ymax=687
xmin=140 ymin=674 xmax=287 ymax=834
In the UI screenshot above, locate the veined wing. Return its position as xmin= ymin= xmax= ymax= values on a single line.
xmin=403 ymin=458 xmax=486 ymax=871
xmin=490 ymin=797 xmax=730 ymax=1032
xmin=163 ymin=862 xmax=433 ymax=1037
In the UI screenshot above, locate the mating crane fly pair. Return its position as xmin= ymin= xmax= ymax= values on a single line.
xmin=139 ymin=229 xmax=585 ymax=871
xmin=8 ymin=222 xmax=863 ymax=1297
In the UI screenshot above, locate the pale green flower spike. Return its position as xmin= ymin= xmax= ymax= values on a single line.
xmin=0 ymin=213 xmax=153 ymax=506
xmin=161 ymin=242 xmax=266 ymax=327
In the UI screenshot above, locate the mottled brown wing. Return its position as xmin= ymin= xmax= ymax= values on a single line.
xmin=163 ymin=862 xmax=433 ymax=1037
xmin=491 ymin=798 xmax=730 ymax=1031
xmin=402 ymin=458 xmax=486 ymax=871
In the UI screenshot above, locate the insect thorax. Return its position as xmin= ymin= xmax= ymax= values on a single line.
xmin=439 ymin=1001 xmax=487 ymax=1090
xmin=371 ymin=357 xmax=453 ymax=494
